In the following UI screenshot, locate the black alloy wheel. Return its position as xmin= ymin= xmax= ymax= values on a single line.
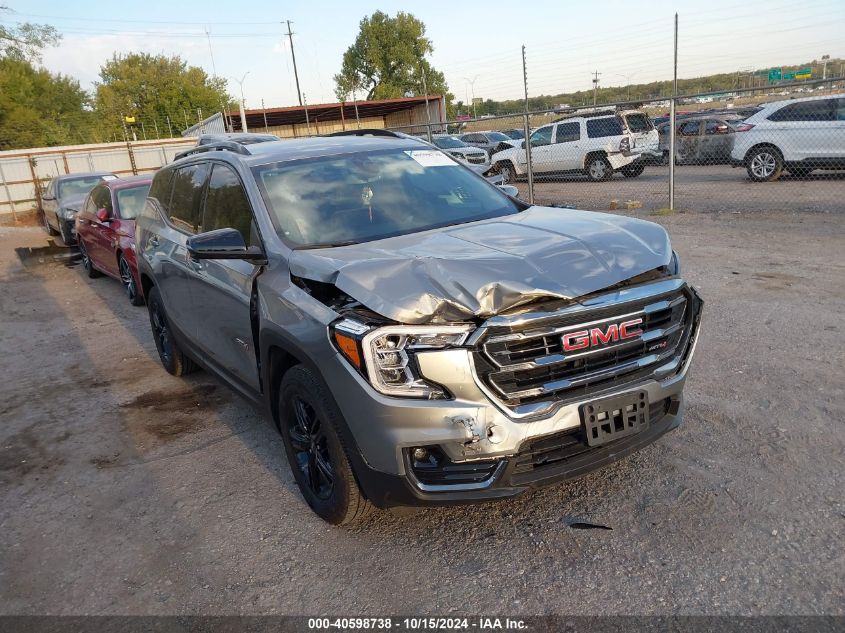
xmin=288 ymin=397 xmax=335 ymax=500
xmin=119 ymin=255 xmax=143 ymax=306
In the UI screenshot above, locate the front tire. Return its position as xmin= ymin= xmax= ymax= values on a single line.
xmin=58 ymin=218 xmax=74 ymax=245
xmin=119 ymin=254 xmax=144 ymax=306
xmin=146 ymin=286 xmax=197 ymax=376
xmin=278 ymin=366 xmax=372 ymax=525
xmin=621 ymin=163 xmax=645 ymax=178
xmin=78 ymin=239 xmax=102 ymax=278
xmin=746 ymin=146 xmax=783 ymax=182
xmin=497 ymin=162 xmax=516 ymax=184
xmin=42 ymin=211 xmax=59 ymax=236
xmin=586 ymin=155 xmax=613 ymax=181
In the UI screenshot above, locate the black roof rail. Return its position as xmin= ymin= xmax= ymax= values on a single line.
xmin=174 ymin=140 xmax=252 ymax=161
xmin=325 ymin=128 xmax=420 ymax=141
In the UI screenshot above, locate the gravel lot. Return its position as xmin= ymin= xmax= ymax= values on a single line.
xmin=1 ymin=204 xmax=843 ymax=615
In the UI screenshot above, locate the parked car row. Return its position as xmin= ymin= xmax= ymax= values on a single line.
xmin=649 ymin=94 xmax=845 ymax=180
xmin=37 ymin=129 xmax=703 ymax=527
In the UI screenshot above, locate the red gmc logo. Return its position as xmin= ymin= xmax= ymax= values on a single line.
xmin=562 ymin=318 xmax=643 ymax=352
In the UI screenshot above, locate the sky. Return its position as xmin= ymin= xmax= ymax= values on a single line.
xmin=5 ymin=0 xmax=845 ymax=109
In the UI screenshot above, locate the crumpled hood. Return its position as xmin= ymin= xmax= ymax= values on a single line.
xmin=60 ymin=193 xmax=88 ymax=212
xmin=290 ymin=206 xmax=672 ymax=324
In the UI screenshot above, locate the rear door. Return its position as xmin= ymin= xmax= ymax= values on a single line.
xmin=190 ymin=162 xmax=262 ymax=392
xmin=622 ymin=112 xmax=657 ymax=153
xmin=676 ymin=120 xmax=703 ymax=164
xmin=700 ymin=119 xmax=734 ymax=164
xmin=88 ymin=185 xmax=119 ymax=276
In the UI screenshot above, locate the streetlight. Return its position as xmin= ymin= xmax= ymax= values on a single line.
xmin=463 ymin=75 xmax=478 ymax=119
xmin=232 ymin=72 xmax=250 ymax=132
xmin=821 ymin=54 xmax=830 ymax=80
xmin=614 ymin=72 xmax=637 ymax=101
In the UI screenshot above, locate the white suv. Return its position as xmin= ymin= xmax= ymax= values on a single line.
xmin=490 ymin=110 xmax=659 ymax=182
xmin=730 ymin=94 xmax=845 ymax=181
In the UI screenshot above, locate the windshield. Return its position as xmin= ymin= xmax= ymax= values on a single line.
xmin=58 ymin=177 xmax=106 ymax=199
xmin=253 ymin=148 xmax=521 ymax=247
xmin=116 ymin=184 xmax=151 ymax=220
xmin=487 ymin=132 xmax=510 ymax=142
xmin=432 ymin=136 xmax=467 ymax=149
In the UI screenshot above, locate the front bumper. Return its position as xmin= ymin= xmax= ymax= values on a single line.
xmin=354 ymin=388 xmax=685 ymax=508
xmin=325 ymin=281 xmax=703 ymax=507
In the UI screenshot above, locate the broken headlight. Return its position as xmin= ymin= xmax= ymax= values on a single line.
xmin=331 ymin=320 xmax=473 ymax=399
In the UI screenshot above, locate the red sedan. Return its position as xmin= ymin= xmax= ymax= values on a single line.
xmin=75 ymin=175 xmax=152 ymax=306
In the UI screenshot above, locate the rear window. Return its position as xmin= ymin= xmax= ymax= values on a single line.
xmin=432 ymin=136 xmax=466 ymax=149
xmin=487 ymin=132 xmax=510 ymax=142
xmin=624 ymin=113 xmax=653 ymax=132
xmin=167 ymin=163 xmax=210 ymax=234
xmin=586 ymin=117 xmax=624 ymax=138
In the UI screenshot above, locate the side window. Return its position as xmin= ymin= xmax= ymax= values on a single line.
xmin=168 ymin=163 xmax=210 ymax=234
xmin=769 ymin=100 xmax=835 ymax=122
xmin=678 ymin=121 xmax=701 ymax=136
xmin=586 ymin=117 xmax=624 ymax=138
xmin=836 ymin=98 xmax=845 ymax=121
xmin=92 ymin=185 xmax=112 ymax=213
xmin=45 ymin=180 xmax=55 ymax=198
xmin=555 ymin=122 xmax=580 ymax=143
xmin=201 ymin=164 xmax=257 ymax=246
xmin=530 ymin=127 xmax=553 ymax=147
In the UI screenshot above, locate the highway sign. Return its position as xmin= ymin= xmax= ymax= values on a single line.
xmin=768 ymin=68 xmax=782 ymax=81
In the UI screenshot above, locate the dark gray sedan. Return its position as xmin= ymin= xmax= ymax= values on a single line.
xmin=657 ymin=115 xmax=746 ymax=165
xmin=41 ymin=172 xmax=117 ymax=244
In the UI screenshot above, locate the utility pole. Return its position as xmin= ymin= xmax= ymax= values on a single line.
xmin=463 ymin=75 xmax=478 ymax=119
xmin=669 ymin=12 xmax=678 ymax=212
xmin=821 ymin=54 xmax=830 ymax=80
xmin=285 ymin=20 xmax=303 ymax=106
xmin=233 ymin=72 xmax=250 ymax=132
xmin=420 ymin=66 xmax=432 ymax=141
xmin=521 ymin=45 xmax=534 ymax=205
xmin=592 ymin=70 xmax=601 ymax=105
xmin=261 ymin=99 xmax=269 ymax=132
xmin=303 ymin=93 xmax=311 ymax=135
xmin=205 ymin=28 xmax=217 ymax=78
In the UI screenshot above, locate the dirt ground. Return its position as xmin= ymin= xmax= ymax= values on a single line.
xmin=0 ymin=205 xmax=843 ymax=615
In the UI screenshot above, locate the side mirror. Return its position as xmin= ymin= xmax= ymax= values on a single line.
xmin=41 ymin=193 xmax=55 ymax=201
xmin=521 ymin=140 xmax=527 ymax=149
xmin=96 ymin=208 xmax=111 ymax=222
xmin=499 ymin=184 xmax=519 ymax=197
xmin=186 ymin=228 xmax=265 ymax=262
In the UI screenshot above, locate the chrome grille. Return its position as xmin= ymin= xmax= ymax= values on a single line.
xmin=472 ymin=282 xmax=697 ymax=416
xmin=466 ymin=153 xmax=487 ymax=164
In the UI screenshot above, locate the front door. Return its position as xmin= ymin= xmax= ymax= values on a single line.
xmin=189 ymin=162 xmax=262 ymax=392
xmin=551 ymin=121 xmax=582 ymax=171
xmin=525 ymin=126 xmax=555 ymax=173
xmin=88 ymin=185 xmax=119 ymax=276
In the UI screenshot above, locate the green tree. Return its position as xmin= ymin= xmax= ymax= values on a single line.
xmin=0 ymin=6 xmax=61 ymax=62
xmin=95 ymin=53 xmax=232 ymax=139
xmin=0 ymin=58 xmax=95 ymax=149
xmin=333 ymin=11 xmax=451 ymax=104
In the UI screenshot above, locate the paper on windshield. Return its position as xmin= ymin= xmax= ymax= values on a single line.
xmin=404 ymin=150 xmax=458 ymax=167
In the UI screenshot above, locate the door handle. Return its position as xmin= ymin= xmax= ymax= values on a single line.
xmin=148 ymin=236 xmax=159 ymax=247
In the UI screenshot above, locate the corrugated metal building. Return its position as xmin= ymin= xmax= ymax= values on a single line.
xmin=229 ymin=95 xmax=445 ymax=137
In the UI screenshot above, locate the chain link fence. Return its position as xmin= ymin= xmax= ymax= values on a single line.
xmin=385 ymin=77 xmax=844 ymax=215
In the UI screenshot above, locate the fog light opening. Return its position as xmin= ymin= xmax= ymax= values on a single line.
xmin=412 ymin=447 xmax=429 ymax=462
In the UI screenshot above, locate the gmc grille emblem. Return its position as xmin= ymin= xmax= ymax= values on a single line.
xmin=562 ymin=318 xmax=643 ymax=352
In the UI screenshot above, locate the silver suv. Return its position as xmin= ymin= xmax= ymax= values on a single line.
xmin=137 ymin=131 xmax=703 ymax=525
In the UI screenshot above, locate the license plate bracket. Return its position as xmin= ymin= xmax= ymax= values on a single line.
xmin=581 ymin=390 xmax=650 ymax=447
